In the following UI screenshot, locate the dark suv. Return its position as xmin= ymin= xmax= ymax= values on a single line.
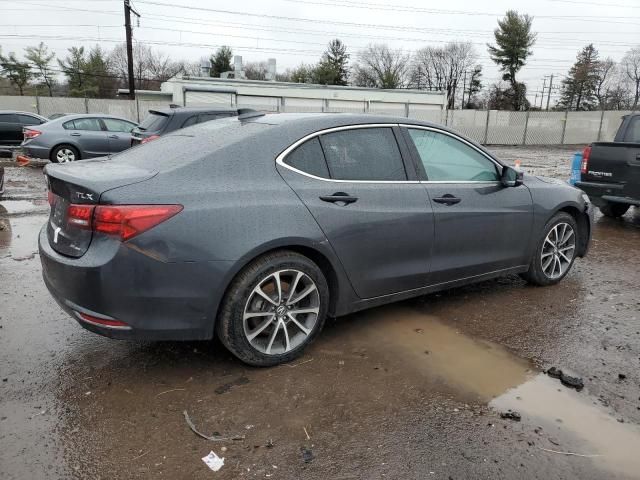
xmin=131 ymin=106 xmax=242 ymax=146
xmin=0 ymin=110 xmax=48 ymax=146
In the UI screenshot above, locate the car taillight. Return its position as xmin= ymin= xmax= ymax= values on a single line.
xmin=65 ymin=203 xmax=182 ymax=240
xmin=67 ymin=204 xmax=94 ymax=229
xmin=23 ymin=128 xmax=41 ymax=140
xmin=76 ymin=312 xmax=130 ymax=329
xmin=93 ymin=204 xmax=183 ymax=241
xmin=581 ymin=145 xmax=591 ymax=174
xmin=47 ymin=190 xmax=57 ymax=206
xmin=141 ymin=135 xmax=160 ymax=144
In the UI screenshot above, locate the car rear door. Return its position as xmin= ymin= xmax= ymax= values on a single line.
xmin=0 ymin=113 xmax=21 ymax=145
xmin=102 ymin=118 xmax=136 ymax=153
xmin=63 ymin=117 xmax=110 ymax=157
xmin=402 ymin=126 xmax=533 ymax=284
xmin=276 ymin=125 xmax=435 ymax=299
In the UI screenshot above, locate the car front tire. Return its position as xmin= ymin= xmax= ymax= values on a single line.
xmin=216 ymin=250 xmax=329 ymax=367
xmin=599 ymin=201 xmax=629 ymax=218
xmin=521 ymin=212 xmax=578 ymax=286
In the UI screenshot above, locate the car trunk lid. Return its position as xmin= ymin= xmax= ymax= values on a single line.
xmin=45 ymin=159 xmax=157 ymax=257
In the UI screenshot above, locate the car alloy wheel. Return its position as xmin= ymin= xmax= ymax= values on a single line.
xmin=56 ymin=148 xmax=76 ymax=163
xmin=242 ymin=269 xmax=320 ymax=355
xmin=541 ymin=222 xmax=575 ymax=279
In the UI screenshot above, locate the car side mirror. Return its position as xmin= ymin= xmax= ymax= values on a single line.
xmin=501 ymin=166 xmax=524 ymax=187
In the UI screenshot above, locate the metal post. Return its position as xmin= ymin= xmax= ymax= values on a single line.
xmin=597 ymin=108 xmax=605 ymax=142
xmin=84 ymin=97 xmax=89 ymax=114
xmin=364 ymin=100 xmax=370 ymax=113
xmin=135 ymin=97 xmax=140 ymax=123
xmin=540 ymin=77 xmax=547 ymax=110
xmin=483 ymin=110 xmax=491 ymax=145
xmin=278 ymin=97 xmax=284 ymax=113
xmin=322 ymin=99 xmax=327 ymax=113
xmin=35 ymin=93 xmax=40 ymax=115
xmin=522 ymin=110 xmax=530 ymax=145
xmin=560 ymin=109 xmax=569 ymax=145
xmin=404 ymin=102 xmax=409 ymax=118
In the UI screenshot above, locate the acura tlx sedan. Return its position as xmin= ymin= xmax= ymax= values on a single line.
xmin=40 ymin=113 xmax=593 ymax=366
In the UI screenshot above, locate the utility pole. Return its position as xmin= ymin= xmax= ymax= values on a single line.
xmin=123 ymin=0 xmax=140 ymax=100
xmin=546 ymin=74 xmax=554 ymax=111
xmin=540 ymin=77 xmax=547 ymax=109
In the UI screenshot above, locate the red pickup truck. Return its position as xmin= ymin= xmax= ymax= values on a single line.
xmin=576 ymin=113 xmax=640 ymax=217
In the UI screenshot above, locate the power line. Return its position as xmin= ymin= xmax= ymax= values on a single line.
xmin=546 ymin=0 xmax=640 ymax=7
xmin=132 ymin=0 xmax=640 ymax=27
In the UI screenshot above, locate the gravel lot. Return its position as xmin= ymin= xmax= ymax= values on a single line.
xmin=1 ymin=147 xmax=639 ymax=480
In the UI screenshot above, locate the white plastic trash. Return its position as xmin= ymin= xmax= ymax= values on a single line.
xmin=202 ymin=451 xmax=225 ymax=472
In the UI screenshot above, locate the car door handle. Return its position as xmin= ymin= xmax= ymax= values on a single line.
xmin=108 ymin=135 xmax=119 ymax=139
xmin=433 ymin=195 xmax=461 ymax=205
xmin=319 ymin=192 xmax=358 ymax=205
xmin=70 ymin=133 xmax=81 ymax=136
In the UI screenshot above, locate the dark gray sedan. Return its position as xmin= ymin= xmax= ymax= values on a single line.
xmin=39 ymin=113 xmax=593 ymax=366
xmin=22 ymin=114 xmax=137 ymax=162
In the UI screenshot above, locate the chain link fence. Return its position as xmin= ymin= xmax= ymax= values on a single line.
xmin=0 ymin=94 xmax=633 ymax=145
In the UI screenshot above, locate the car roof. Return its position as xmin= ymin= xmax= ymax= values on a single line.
xmin=249 ymin=112 xmax=438 ymax=129
xmin=149 ymin=106 xmax=238 ymax=117
xmin=0 ymin=110 xmax=46 ymax=117
xmin=41 ymin=113 xmax=137 ymax=126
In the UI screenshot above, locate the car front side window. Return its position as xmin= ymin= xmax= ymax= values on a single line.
xmin=319 ymin=128 xmax=407 ymax=181
xmin=407 ymin=128 xmax=499 ymax=182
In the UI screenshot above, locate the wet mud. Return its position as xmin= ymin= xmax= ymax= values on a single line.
xmin=1 ymin=153 xmax=639 ymax=479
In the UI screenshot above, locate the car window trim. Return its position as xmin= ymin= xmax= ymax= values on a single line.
xmin=276 ymin=124 xmax=420 ymax=184
xmin=400 ymin=124 xmax=504 ymax=184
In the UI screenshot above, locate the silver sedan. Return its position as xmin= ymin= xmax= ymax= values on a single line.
xmin=21 ymin=114 xmax=137 ymax=163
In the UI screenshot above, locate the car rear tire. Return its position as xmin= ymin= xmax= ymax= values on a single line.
xmin=599 ymin=202 xmax=629 ymax=218
xmin=216 ymin=250 xmax=329 ymax=366
xmin=51 ymin=144 xmax=80 ymax=163
xmin=521 ymin=212 xmax=578 ymax=286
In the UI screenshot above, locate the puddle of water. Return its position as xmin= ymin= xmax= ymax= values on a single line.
xmin=342 ymin=305 xmax=535 ymax=400
xmin=492 ymin=374 xmax=640 ymax=477
xmin=342 ymin=305 xmax=640 ymax=477
xmin=0 ymin=208 xmax=47 ymax=258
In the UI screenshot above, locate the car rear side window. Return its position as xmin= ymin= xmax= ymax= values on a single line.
xmin=103 ymin=118 xmax=135 ymax=132
xmin=284 ymin=137 xmax=330 ymax=178
xmin=63 ymin=118 xmax=103 ymax=131
xmin=407 ymin=128 xmax=499 ymax=182
xmin=624 ymin=116 xmax=640 ymax=142
xmin=319 ymin=128 xmax=407 ymax=181
xmin=17 ymin=114 xmax=42 ymax=125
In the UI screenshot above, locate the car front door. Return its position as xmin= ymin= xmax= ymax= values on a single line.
xmin=276 ymin=125 xmax=435 ymax=299
xmin=402 ymin=126 xmax=533 ymax=284
xmin=63 ymin=117 xmax=110 ymax=157
xmin=102 ymin=118 xmax=136 ymax=153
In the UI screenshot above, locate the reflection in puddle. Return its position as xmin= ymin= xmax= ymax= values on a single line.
xmin=343 ymin=305 xmax=640 ymax=477
xmin=0 ymin=199 xmax=49 ymax=216
xmin=492 ymin=374 xmax=640 ymax=477
xmin=342 ymin=305 xmax=535 ymax=400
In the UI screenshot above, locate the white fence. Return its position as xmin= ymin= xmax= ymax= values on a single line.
xmin=0 ymin=95 xmax=632 ymax=145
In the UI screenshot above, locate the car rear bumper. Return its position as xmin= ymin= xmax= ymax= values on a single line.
xmin=22 ymin=144 xmax=51 ymax=160
xmin=38 ymin=224 xmax=233 ymax=341
xmin=575 ymin=180 xmax=626 ymax=206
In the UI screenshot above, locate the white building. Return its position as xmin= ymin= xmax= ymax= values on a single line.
xmin=145 ymin=75 xmax=446 ymax=117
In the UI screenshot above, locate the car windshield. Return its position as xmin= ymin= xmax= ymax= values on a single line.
xmin=138 ymin=112 xmax=169 ymax=131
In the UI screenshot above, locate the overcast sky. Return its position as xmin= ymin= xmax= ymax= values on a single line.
xmin=1 ymin=0 xmax=639 ymax=104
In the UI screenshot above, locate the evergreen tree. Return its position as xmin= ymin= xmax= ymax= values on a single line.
xmin=313 ymin=39 xmax=349 ymax=85
xmin=58 ymin=46 xmax=89 ymax=96
xmin=487 ymin=11 xmax=536 ymax=110
xmin=210 ymin=46 xmax=233 ymax=78
xmin=560 ymin=44 xmax=600 ymax=110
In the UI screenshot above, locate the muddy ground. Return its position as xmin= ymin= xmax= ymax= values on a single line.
xmin=1 ymin=146 xmax=639 ymax=480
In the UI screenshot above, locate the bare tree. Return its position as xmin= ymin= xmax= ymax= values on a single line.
xmin=352 ymin=44 xmax=409 ymax=89
xmin=243 ymin=61 xmax=269 ymax=81
xmin=409 ymin=42 xmax=477 ymax=109
xmin=621 ymin=47 xmax=640 ymax=109
xmin=594 ymin=57 xmax=616 ymax=109
xmin=109 ymin=42 xmax=183 ymax=90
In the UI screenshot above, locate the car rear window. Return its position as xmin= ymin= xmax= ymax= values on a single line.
xmin=111 ymin=119 xmax=270 ymax=171
xmin=139 ymin=112 xmax=169 ymax=131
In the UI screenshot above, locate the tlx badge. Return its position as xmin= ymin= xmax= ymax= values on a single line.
xmin=75 ymin=192 xmax=94 ymax=201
